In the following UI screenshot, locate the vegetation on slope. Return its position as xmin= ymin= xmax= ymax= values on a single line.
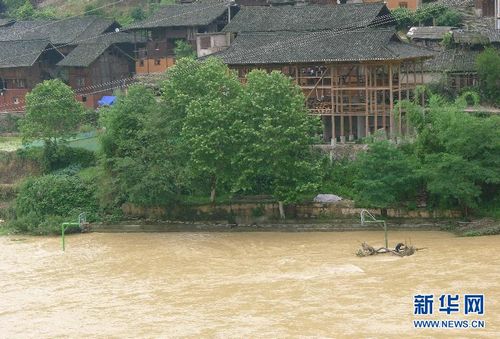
xmin=0 ymin=0 xmax=174 ymax=25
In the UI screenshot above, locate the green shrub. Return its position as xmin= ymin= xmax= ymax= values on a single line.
xmin=436 ymin=9 xmax=462 ymax=26
xmin=17 ymin=174 xmax=98 ymax=218
xmin=476 ymin=48 xmax=500 ymax=105
xmin=0 ymin=114 xmax=22 ymax=133
xmin=391 ymin=7 xmax=416 ymax=30
xmin=32 ymin=145 xmax=96 ymax=173
xmin=130 ymin=6 xmax=145 ymax=21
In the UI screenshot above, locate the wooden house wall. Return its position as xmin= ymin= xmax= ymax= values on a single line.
xmin=0 ymin=65 xmax=41 ymax=112
xmin=475 ymin=0 xmax=496 ymax=17
xmin=381 ymin=0 xmax=421 ymax=10
xmin=136 ymin=24 xmax=219 ymax=74
xmin=231 ymin=59 xmax=425 ymax=141
xmin=69 ymin=48 xmax=133 ymax=109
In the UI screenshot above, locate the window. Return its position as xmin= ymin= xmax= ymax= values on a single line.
xmin=76 ymin=77 xmax=85 ymax=87
xmin=200 ymin=36 xmax=211 ymax=49
xmin=399 ymin=2 xmax=408 ymax=8
xmin=82 ymin=96 xmax=87 ymax=103
xmin=14 ymin=79 xmax=26 ymax=88
xmin=154 ymin=59 xmax=161 ymax=65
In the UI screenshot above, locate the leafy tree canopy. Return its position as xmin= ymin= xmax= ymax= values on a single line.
xmin=353 ymin=141 xmax=418 ymax=209
xmin=232 ymin=70 xmax=321 ymax=203
xmin=476 ymin=48 xmax=500 ymax=106
xmin=20 ymin=79 xmax=83 ymax=144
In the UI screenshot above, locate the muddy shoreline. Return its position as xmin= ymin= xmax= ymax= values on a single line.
xmin=92 ymin=218 xmax=452 ymax=233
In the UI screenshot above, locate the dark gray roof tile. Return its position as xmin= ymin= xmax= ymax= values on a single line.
xmin=126 ymin=1 xmax=228 ymax=30
xmin=212 ymin=29 xmax=433 ymax=64
xmin=407 ymin=26 xmax=455 ymax=40
xmin=424 ymin=49 xmax=480 ymax=73
xmin=0 ymin=39 xmax=52 ymax=68
xmin=222 ymin=3 xmax=392 ymax=32
xmin=0 ymin=16 xmax=117 ymax=45
xmin=57 ymin=33 xmax=136 ymax=67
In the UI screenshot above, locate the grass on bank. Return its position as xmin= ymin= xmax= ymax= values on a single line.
xmin=0 ymin=136 xmax=22 ymax=152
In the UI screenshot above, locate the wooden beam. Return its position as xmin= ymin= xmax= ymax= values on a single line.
xmin=331 ymin=65 xmax=336 ymax=143
xmin=398 ymin=63 xmax=402 ymax=136
xmin=389 ymin=63 xmax=394 ymax=138
xmin=305 ymin=69 xmax=328 ymax=100
xmin=340 ymin=68 xmax=344 ymax=139
xmin=373 ymin=67 xmax=378 ymax=133
xmin=365 ymin=65 xmax=369 ymax=137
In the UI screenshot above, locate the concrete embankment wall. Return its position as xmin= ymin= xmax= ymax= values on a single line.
xmin=90 ymin=200 xmax=462 ymax=232
xmin=121 ymin=200 xmax=460 ymax=222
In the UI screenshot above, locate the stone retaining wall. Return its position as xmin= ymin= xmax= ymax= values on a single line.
xmin=121 ymin=200 xmax=461 ymax=225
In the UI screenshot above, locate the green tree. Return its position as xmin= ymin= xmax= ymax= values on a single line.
xmin=233 ymin=70 xmax=321 ymax=218
xmin=161 ymin=57 xmax=241 ymax=202
xmin=181 ymin=67 xmax=241 ymax=202
xmin=130 ymin=6 xmax=146 ymax=22
xmin=20 ymin=79 xmax=83 ymax=145
xmin=436 ymin=9 xmax=463 ymax=26
xmin=421 ymin=153 xmax=482 ymax=214
xmin=14 ymin=0 xmax=34 ymax=19
xmin=353 ymin=141 xmax=418 ymax=211
xmin=100 ymin=84 xmax=180 ymax=207
xmin=406 ymin=93 xmax=500 ymax=214
xmin=174 ymin=40 xmax=196 ymax=59
xmin=441 ymin=32 xmax=454 ymax=50
xmin=391 ymin=7 xmax=415 ymax=30
xmin=476 ymin=48 xmax=500 ymax=105
xmin=415 ymin=3 xmax=445 ymax=25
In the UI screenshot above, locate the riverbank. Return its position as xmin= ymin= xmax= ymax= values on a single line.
xmin=92 ymin=218 xmax=450 ymax=233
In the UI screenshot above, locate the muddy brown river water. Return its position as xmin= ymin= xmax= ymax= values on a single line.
xmin=0 ymin=231 xmax=498 ymax=338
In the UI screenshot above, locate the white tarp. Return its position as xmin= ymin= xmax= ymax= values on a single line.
xmin=313 ymin=194 xmax=343 ymax=203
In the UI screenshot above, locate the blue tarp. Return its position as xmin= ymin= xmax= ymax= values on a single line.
xmin=98 ymin=96 xmax=116 ymax=106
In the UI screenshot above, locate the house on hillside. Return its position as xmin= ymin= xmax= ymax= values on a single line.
xmin=0 ymin=17 xmax=137 ymax=111
xmin=215 ymin=3 xmax=433 ymax=142
xmin=411 ymin=27 xmax=499 ymax=94
xmin=407 ymin=26 xmax=455 ymax=50
xmin=0 ymin=40 xmax=63 ymax=112
xmin=0 ymin=16 xmax=121 ymax=55
xmin=126 ymin=0 xmax=235 ymax=74
xmin=423 ymin=49 xmax=480 ymax=93
xmin=57 ymin=34 xmax=138 ymax=108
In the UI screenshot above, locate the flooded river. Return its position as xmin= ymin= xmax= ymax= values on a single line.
xmin=0 ymin=231 xmax=498 ymax=338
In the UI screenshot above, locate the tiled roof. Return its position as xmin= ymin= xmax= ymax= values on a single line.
xmin=0 ymin=16 xmax=117 ymax=45
xmin=222 ymin=3 xmax=392 ymax=33
xmin=407 ymin=26 xmax=455 ymax=40
xmin=58 ymin=33 xmax=136 ymax=67
xmin=126 ymin=0 xmax=228 ymax=30
xmin=424 ymin=49 xmax=480 ymax=73
xmin=212 ymin=29 xmax=433 ymax=65
xmin=0 ymin=39 xmax=52 ymax=68
xmin=453 ymin=29 xmax=500 ymax=44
